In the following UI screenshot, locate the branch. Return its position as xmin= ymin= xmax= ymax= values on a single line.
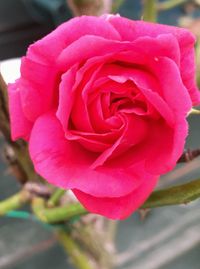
xmin=67 ymin=0 xmax=112 ymax=16
xmin=112 ymin=0 xmax=124 ymax=12
xmin=32 ymin=197 xmax=87 ymax=223
xmin=196 ymin=36 xmax=200 ymax=88
xmin=142 ymin=0 xmax=157 ymax=22
xmin=0 ymin=74 xmax=42 ymax=183
xmin=142 ymin=178 xmax=200 ymax=209
xmin=0 ymin=73 xmax=10 ymax=140
xmin=0 ymin=190 xmax=30 ymax=215
xmin=47 ymin=188 xmax=66 ymax=207
xmin=56 ymin=230 xmax=94 ymax=269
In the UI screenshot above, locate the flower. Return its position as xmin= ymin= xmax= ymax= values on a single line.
xmin=8 ymin=15 xmax=200 ymax=219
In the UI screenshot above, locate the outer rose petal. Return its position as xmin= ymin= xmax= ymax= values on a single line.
xmin=107 ymin=15 xmax=200 ymax=105
xmin=8 ymin=82 xmax=32 ymax=140
xmin=27 ymin=16 xmax=121 ymax=65
xmin=29 ymin=112 xmax=146 ymax=197
xmin=19 ymin=57 xmax=57 ymax=121
xmin=57 ymin=33 xmax=181 ymax=71
xmin=73 ymin=174 xmax=158 ymax=220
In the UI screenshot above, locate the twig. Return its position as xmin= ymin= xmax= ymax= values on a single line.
xmin=0 ymin=190 xmax=30 ymax=215
xmin=142 ymin=178 xmax=200 ymax=209
xmin=196 ymin=36 xmax=200 ymax=87
xmin=112 ymin=0 xmax=124 ymax=12
xmin=47 ymin=188 xmax=66 ymax=207
xmin=0 ymin=74 xmax=42 ymax=183
xmin=32 ymin=197 xmax=87 ymax=223
xmin=24 ymin=182 xmax=53 ymax=198
xmin=142 ymin=0 xmax=157 ymax=22
xmin=67 ymin=0 xmax=112 ymax=16
xmin=0 ymin=73 xmax=10 ymax=140
xmin=56 ymin=229 xmax=94 ymax=269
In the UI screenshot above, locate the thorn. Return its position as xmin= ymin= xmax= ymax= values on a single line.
xmin=178 ymin=148 xmax=200 ymax=163
xmin=138 ymin=208 xmax=151 ymax=221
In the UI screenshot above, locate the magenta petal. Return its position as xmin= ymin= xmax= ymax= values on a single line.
xmin=29 ymin=112 xmax=145 ymax=197
xmin=19 ymin=57 xmax=57 ymax=121
xmin=109 ymin=74 xmax=175 ymax=127
xmin=73 ymin=174 xmax=159 ymax=220
xmin=145 ymin=117 xmax=188 ymax=174
xmin=107 ymin=16 xmax=199 ymax=105
xmin=148 ymin=57 xmax=192 ymax=115
xmin=56 ymin=65 xmax=78 ymax=132
xmin=27 ymin=16 xmax=121 ymax=65
xmin=8 ymin=82 xmax=33 ymax=140
xmin=91 ymin=114 xmax=148 ymax=169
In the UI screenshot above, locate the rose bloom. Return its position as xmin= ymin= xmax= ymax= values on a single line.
xmin=8 ymin=15 xmax=200 ymax=219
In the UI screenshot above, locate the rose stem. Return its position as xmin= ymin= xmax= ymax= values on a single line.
xmin=142 ymin=178 xmax=200 ymax=209
xmin=1 ymin=177 xmax=200 ymax=220
xmin=112 ymin=0 xmax=124 ymax=12
xmin=142 ymin=0 xmax=157 ymax=22
xmin=32 ymin=197 xmax=87 ymax=223
xmin=47 ymin=188 xmax=66 ymax=208
xmin=0 ymin=190 xmax=30 ymax=215
xmin=56 ymin=229 xmax=94 ymax=269
xmin=196 ymin=36 xmax=200 ymax=88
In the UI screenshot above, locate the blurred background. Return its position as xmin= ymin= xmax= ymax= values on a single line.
xmin=1 ymin=1 xmax=200 ymax=268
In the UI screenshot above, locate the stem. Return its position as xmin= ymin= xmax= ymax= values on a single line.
xmin=196 ymin=36 xmax=200 ymax=88
xmin=32 ymin=197 xmax=87 ymax=223
xmin=47 ymin=188 xmax=66 ymax=207
xmin=112 ymin=0 xmax=124 ymax=12
xmin=142 ymin=178 xmax=200 ymax=209
xmin=143 ymin=0 xmax=157 ymax=22
xmin=0 ymin=73 xmax=10 ymax=140
xmin=188 ymin=108 xmax=200 ymax=116
xmin=67 ymin=0 xmax=112 ymax=16
xmin=73 ymin=223 xmax=114 ymax=269
xmin=157 ymin=0 xmax=188 ymax=11
xmin=32 ymin=178 xmax=200 ymax=222
xmin=0 ymin=191 xmax=30 ymax=215
xmin=56 ymin=229 xmax=94 ymax=269
xmin=0 ymin=74 xmax=40 ymax=183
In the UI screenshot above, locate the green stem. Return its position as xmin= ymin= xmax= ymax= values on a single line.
xmin=188 ymin=108 xmax=200 ymax=116
xmin=2 ymin=178 xmax=200 ymax=220
xmin=142 ymin=178 xmax=200 ymax=209
xmin=56 ymin=229 xmax=94 ymax=269
xmin=112 ymin=0 xmax=124 ymax=12
xmin=32 ymin=197 xmax=87 ymax=223
xmin=196 ymin=36 xmax=200 ymax=88
xmin=32 ymin=178 xmax=200 ymax=222
xmin=157 ymin=0 xmax=188 ymax=11
xmin=47 ymin=188 xmax=66 ymax=207
xmin=143 ymin=0 xmax=157 ymax=22
xmin=0 ymin=191 xmax=30 ymax=215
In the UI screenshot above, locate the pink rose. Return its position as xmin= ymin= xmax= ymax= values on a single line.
xmin=8 ymin=15 xmax=200 ymax=219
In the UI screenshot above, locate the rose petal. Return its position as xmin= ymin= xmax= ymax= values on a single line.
xmin=29 ymin=112 xmax=146 ymax=197
xmin=73 ymin=174 xmax=159 ymax=219
xmin=56 ymin=65 xmax=78 ymax=131
xmin=8 ymin=82 xmax=33 ymax=140
xmin=107 ymin=16 xmax=200 ymax=105
xmin=27 ymin=16 xmax=121 ymax=65
xmin=106 ymin=118 xmax=187 ymax=175
xmin=91 ymin=114 xmax=148 ymax=169
xmin=57 ymin=33 xmax=180 ymax=71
